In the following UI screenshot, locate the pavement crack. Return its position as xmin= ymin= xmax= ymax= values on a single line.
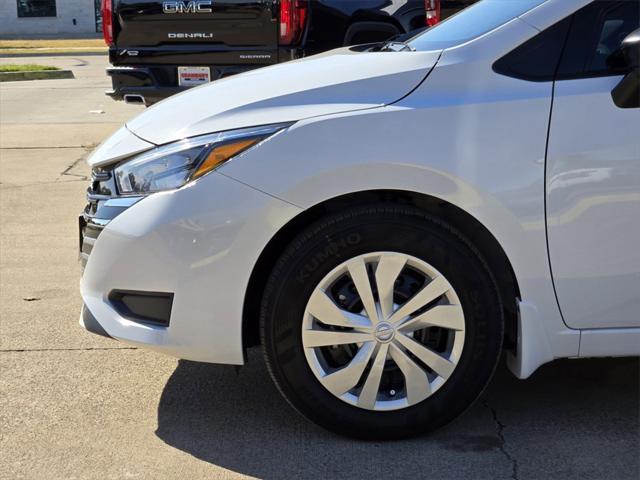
xmin=0 ymin=179 xmax=86 ymax=188
xmin=1 ymin=347 xmax=138 ymax=353
xmin=484 ymin=400 xmax=519 ymax=480
xmin=59 ymin=150 xmax=91 ymax=181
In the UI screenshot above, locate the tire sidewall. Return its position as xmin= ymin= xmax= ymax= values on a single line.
xmin=261 ymin=206 xmax=503 ymax=439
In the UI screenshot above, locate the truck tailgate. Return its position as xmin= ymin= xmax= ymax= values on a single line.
xmin=113 ymin=0 xmax=279 ymax=64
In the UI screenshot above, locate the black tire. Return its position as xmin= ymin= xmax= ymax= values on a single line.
xmin=260 ymin=205 xmax=504 ymax=439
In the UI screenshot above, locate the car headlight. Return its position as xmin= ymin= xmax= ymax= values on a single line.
xmin=113 ymin=123 xmax=290 ymax=195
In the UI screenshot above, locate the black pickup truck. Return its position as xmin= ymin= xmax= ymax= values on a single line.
xmin=102 ymin=0 xmax=475 ymax=105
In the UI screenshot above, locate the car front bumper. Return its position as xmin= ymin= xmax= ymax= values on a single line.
xmin=79 ymin=170 xmax=301 ymax=364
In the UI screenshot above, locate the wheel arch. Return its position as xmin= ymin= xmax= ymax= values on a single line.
xmin=242 ymin=189 xmax=520 ymax=354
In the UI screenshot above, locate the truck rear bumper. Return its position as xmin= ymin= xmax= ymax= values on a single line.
xmin=106 ymin=64 xmax=265 ymax=104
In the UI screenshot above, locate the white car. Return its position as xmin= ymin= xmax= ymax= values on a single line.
xmin=80 ymin=0 xmax=640 ymax=439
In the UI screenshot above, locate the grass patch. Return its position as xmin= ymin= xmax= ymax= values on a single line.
xmin=0 ymin=39 xmax=106 ymax=55
xmin=0 ymin=64 xmax=60 ymax=72
xmin=0 ymin=39 xmax=104 ymax=49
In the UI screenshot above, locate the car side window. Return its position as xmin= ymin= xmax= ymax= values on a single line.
xmin=557 ymin=1 xmax=640 ymax=79
xmin=492 ymin=17 xmax=571 ymax=82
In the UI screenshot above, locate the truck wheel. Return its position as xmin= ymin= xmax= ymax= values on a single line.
xmin=260 ymin=205 xmax=504 ymax=439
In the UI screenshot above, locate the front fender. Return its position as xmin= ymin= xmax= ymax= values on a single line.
xmin=220 ymin=105 xmax=580 ymax=376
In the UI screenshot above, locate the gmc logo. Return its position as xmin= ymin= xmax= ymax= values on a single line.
xmin=162 ymin=0 xmax=212 ymax=14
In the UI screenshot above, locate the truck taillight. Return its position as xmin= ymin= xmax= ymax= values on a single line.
xmin=280 ymin=0 xmax=307 ymax=45
xmin=425 ymin=0 xmax=441 ymax=27
xmin=101 ymin=0 xmax=114 ymax=46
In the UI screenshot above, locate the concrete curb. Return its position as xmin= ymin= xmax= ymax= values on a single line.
xmin=0 ymin=69 xmax=75 ymax=82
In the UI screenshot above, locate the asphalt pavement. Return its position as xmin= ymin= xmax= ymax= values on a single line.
xmin=0 ymin=55 xmax=638 ymax=480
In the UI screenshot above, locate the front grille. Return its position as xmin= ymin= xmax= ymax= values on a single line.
xmin=79 ymin=217 xmax=107 ymax=267
xmin=80 ymin=168 xmax=114 ymax=268
xmin=80 ymin=167 xmax=141 ymax=268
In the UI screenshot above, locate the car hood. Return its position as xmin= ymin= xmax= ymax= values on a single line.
xmin=126 ymin=47 xmax=441 ymax=145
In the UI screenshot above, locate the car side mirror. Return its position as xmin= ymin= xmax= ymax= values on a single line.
xmin=612 ymin=28 xmax=640 ymax=109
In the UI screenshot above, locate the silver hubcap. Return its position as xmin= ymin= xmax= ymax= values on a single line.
xmin=302 ymin=252 xmax=465 ymax=411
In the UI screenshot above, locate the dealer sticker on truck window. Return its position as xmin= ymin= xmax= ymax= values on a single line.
xmin=178 ymin=66 xmax=211 ymax=87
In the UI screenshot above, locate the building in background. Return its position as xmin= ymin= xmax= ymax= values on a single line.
xmin=0 ymin=0 xmax=101 ymax=36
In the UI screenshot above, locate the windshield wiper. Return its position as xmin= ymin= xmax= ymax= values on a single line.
xmin=379 ymin=41 xmax=416 ymax=52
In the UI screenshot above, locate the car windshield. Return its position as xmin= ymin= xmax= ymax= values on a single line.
xmin=407 ymin=0 xmax=549 ymax=51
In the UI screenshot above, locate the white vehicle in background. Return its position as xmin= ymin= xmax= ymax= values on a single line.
xmin=79 ymin=0 xmax=640 ymax=439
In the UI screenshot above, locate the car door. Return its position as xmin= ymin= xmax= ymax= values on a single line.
xmin=546 ymin=1 xmax=640 ymax=329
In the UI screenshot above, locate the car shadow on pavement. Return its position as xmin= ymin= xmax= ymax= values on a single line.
xmin=156 ymin=350 xmax=639 ymax=479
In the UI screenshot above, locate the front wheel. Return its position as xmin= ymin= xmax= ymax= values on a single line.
xmin=260 ymin=205 xmax=504 ymax=439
